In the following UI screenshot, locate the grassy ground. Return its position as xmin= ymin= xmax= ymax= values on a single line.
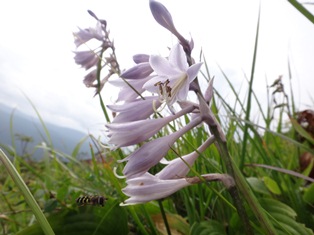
xmin=1 ymin=64 xmax=313 ymax=235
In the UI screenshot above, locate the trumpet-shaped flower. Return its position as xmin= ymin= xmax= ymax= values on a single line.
xmin=106 ymin=105 xmax=195 ymax=148
xmin=120 ymin=62 xmax=153 ymax=80
xmin=73 ymin=23 xmax=104 ymax=47
xmin=73 ymin=50 xmax=99 ymax=70
xmin=156 ymin=136 xmax=215 ymax=180
xmin=133 ymin=54 xmax=150 ymax=64
xmin=120 ymin=117 xmax=202 ymax=178
xmin=107 ymin=96 xmax=162 ymax=123
xmin=109 ymin=76 xmax=152 ymax=103
xmin=83 ymin=69 xmax=97 ymax=87
xmin=121 ymin=172 xmax=232 ymax=206
xmin=143 ymin=43 xmax=202 ymax=111
xmin=149 ymin=0 xmax=193 ymax=57
xmin=121 ymin=172 xmax=193 ymax=206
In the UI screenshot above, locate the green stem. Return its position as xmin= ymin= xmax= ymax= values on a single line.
xmin=198 ymin=93 xmax=276 ymax=234
xmin=0 ymin=149 xmax=55 ymax=235
xmin=127 ymin=207 xmax=150 ymax=235
xmin=95 ymin=47 xmax=111 ymax=123
xmin=208 ymin=123 xmax=254 ymax=235
xmin=158 ymin=200 xmax=171 ymax=235
xmin=98 ymin=92 xmax=110 ymax=123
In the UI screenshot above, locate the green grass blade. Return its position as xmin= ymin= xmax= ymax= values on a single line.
xmin=217 ymin=63 xmax=246 ymax=113
xmin=22 ymin=92 xmax=53 ymax=148
xmin=0 ymin=148 xmax=55 ymax=235
xmin=288 ymin=0 xmax=314 ymax=24
xmin=240 ymin=5 xmax=260 ymax=170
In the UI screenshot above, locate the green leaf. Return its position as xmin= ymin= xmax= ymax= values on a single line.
xmin=43 ymin=199 xmax=58 ymax=213
xmin=16 ymin=199 xmax=128 ymax=235
xmin=259 ymin=198 xmax=313 ymax=235
xmin=190 ymin=221 xmax=226 ymax=235
xmin=263 ymin=176 xmax=282 ymax=195
xmin=288 ymin=0 xmax=314 ymax=24
xmin=303 ymin=183 xmax=314 ymax=204
xmin=247 ymin=177 xmax=271 ymax=195
xmin=290 ymin=118 xmax=314 ymax=145
xmin=71 ymin=136 xmax=89 ymax=158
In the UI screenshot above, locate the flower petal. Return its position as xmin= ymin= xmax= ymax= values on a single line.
xmin=149 ymin=0 xmax=177 ymax=35
xmin=133 ymin=54 xmax=150 ymax=64
xmin=107 ymin=97 xmax=161 ymax=123
xmin=73 ymin=50 xmax=99 ymax=70
xmin=121 ymin=116 xmax=202 ymax=178
xmin=186 ymin=62 xmax=203 ymax=83
xmin=109 ymin=76 xmax=152 ymax=102
xmin=120 ymin=62 xmax=153 ymax=79
xmin=168 ymin=43 xmax=188 ymax=71
xmin=106 ymin=114 xmax=177 ymax=148
xmin=150 ymin=55 xmax=180 ymax=76
xmin=121 ymin=173 xmax=191 ymax=205
xmin=156 ymin=136 xmax=215 ymax=179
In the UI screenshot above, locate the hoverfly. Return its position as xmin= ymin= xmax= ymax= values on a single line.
xmin=76 ymin=195 xmax=107 ymax=207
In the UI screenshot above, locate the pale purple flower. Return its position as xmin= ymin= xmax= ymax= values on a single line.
xmin=149 ymin=0 xmax=185 ymax=43
xmin=106 ymin=105 xmax=195 ymax=148
xmin=107 ymin=96 xmax=162 ymax=123
xmin=156 ymin=136 xmax=215 ymax=180
xmin=74 ymin=22 xmax=104 ymax=47
xmin=120 ymin=116 xmax=202 ymax=178
xmin=204 ymin=78 xmax=214 ymax=103
xmin=74 ymin=50 xmax=99 ymax=70
xmin=109 ymin=76 xmax=152 ymax=102
xmin=120 ymin=62 xmax=153 ymax=80
xmin=74 ymin=11 xmax=119 ymax=94
xmin=149 ymin=0 xmax=176 ymax=34
xmin=121 ymin=172 xmax=193 ymax=206
xmin=149 ymin=0 xmax=192 ymax=55
xmin=143 ymin=43 xmax=202 ymax=111
xmin=121 ymin=172 xmax=232 ymax=206
xmin=83 ymin=69 xmax=97 ymax=87
xmin=133 ymin=54 xmax=150 ymax=64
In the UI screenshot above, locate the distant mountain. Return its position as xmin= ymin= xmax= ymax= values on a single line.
xmin=0 ymin=105 xmax=91 ymax=161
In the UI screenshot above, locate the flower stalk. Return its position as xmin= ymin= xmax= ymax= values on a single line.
xmin=73 ymin=2 xmax=278 ymax=234
xmin=197 ymin=93 xmax=276 ymax=235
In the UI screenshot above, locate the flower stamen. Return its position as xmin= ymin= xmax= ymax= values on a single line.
xmin=154 ymin=79 xmax=172 ymax=99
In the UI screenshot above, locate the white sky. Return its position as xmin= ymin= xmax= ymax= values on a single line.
xmin=0 ymin=0 xmax=314 ymax=137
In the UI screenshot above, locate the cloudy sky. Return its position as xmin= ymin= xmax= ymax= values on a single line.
xmin=0 ymin=0 xmax=313 ymax=137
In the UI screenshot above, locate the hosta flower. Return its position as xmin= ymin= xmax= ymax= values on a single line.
xmin=120 ymin=116 xmax=202 ymax=178
xmin=149 ymin=0 xmax=192 ymax=56
xmin=83 ymin=69 xmax=97 ymax=87
xmin=133 ymin=54 xmax=150 ymax=64
xmin=73 ymin=11 xmax=119 ymax=94
xmin=73 ymin=22 xmax=104 ymax=47
xmin=121 ymin=172 xmax=232 ymax=206
xmin=149 ymin=0 xmax=177 ymax=36
xmin=120 ymin=62 xmax=153 ymax=80
xmin=106 ymin=105 xmax=195 ymax=148
xmin=143 ymin=43 xmax=202 ymax=112
xmin=120 ymin=172 xmax=193 ymax=206
xmin=73 ymin=50 xmax=99 ymax=70
xmin=109 ymin=76 xmax=152 ymax=103
xmin=156 ymin=136 xmax=215 ymax=180
xmin=107 ymin=96 xmax=162 ymax=123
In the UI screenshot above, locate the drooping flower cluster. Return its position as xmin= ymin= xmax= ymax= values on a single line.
xmin=73 ymin=10 xmax=120 ymax=95
xmin=74 ymin=0 xmax=232 ymax=206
